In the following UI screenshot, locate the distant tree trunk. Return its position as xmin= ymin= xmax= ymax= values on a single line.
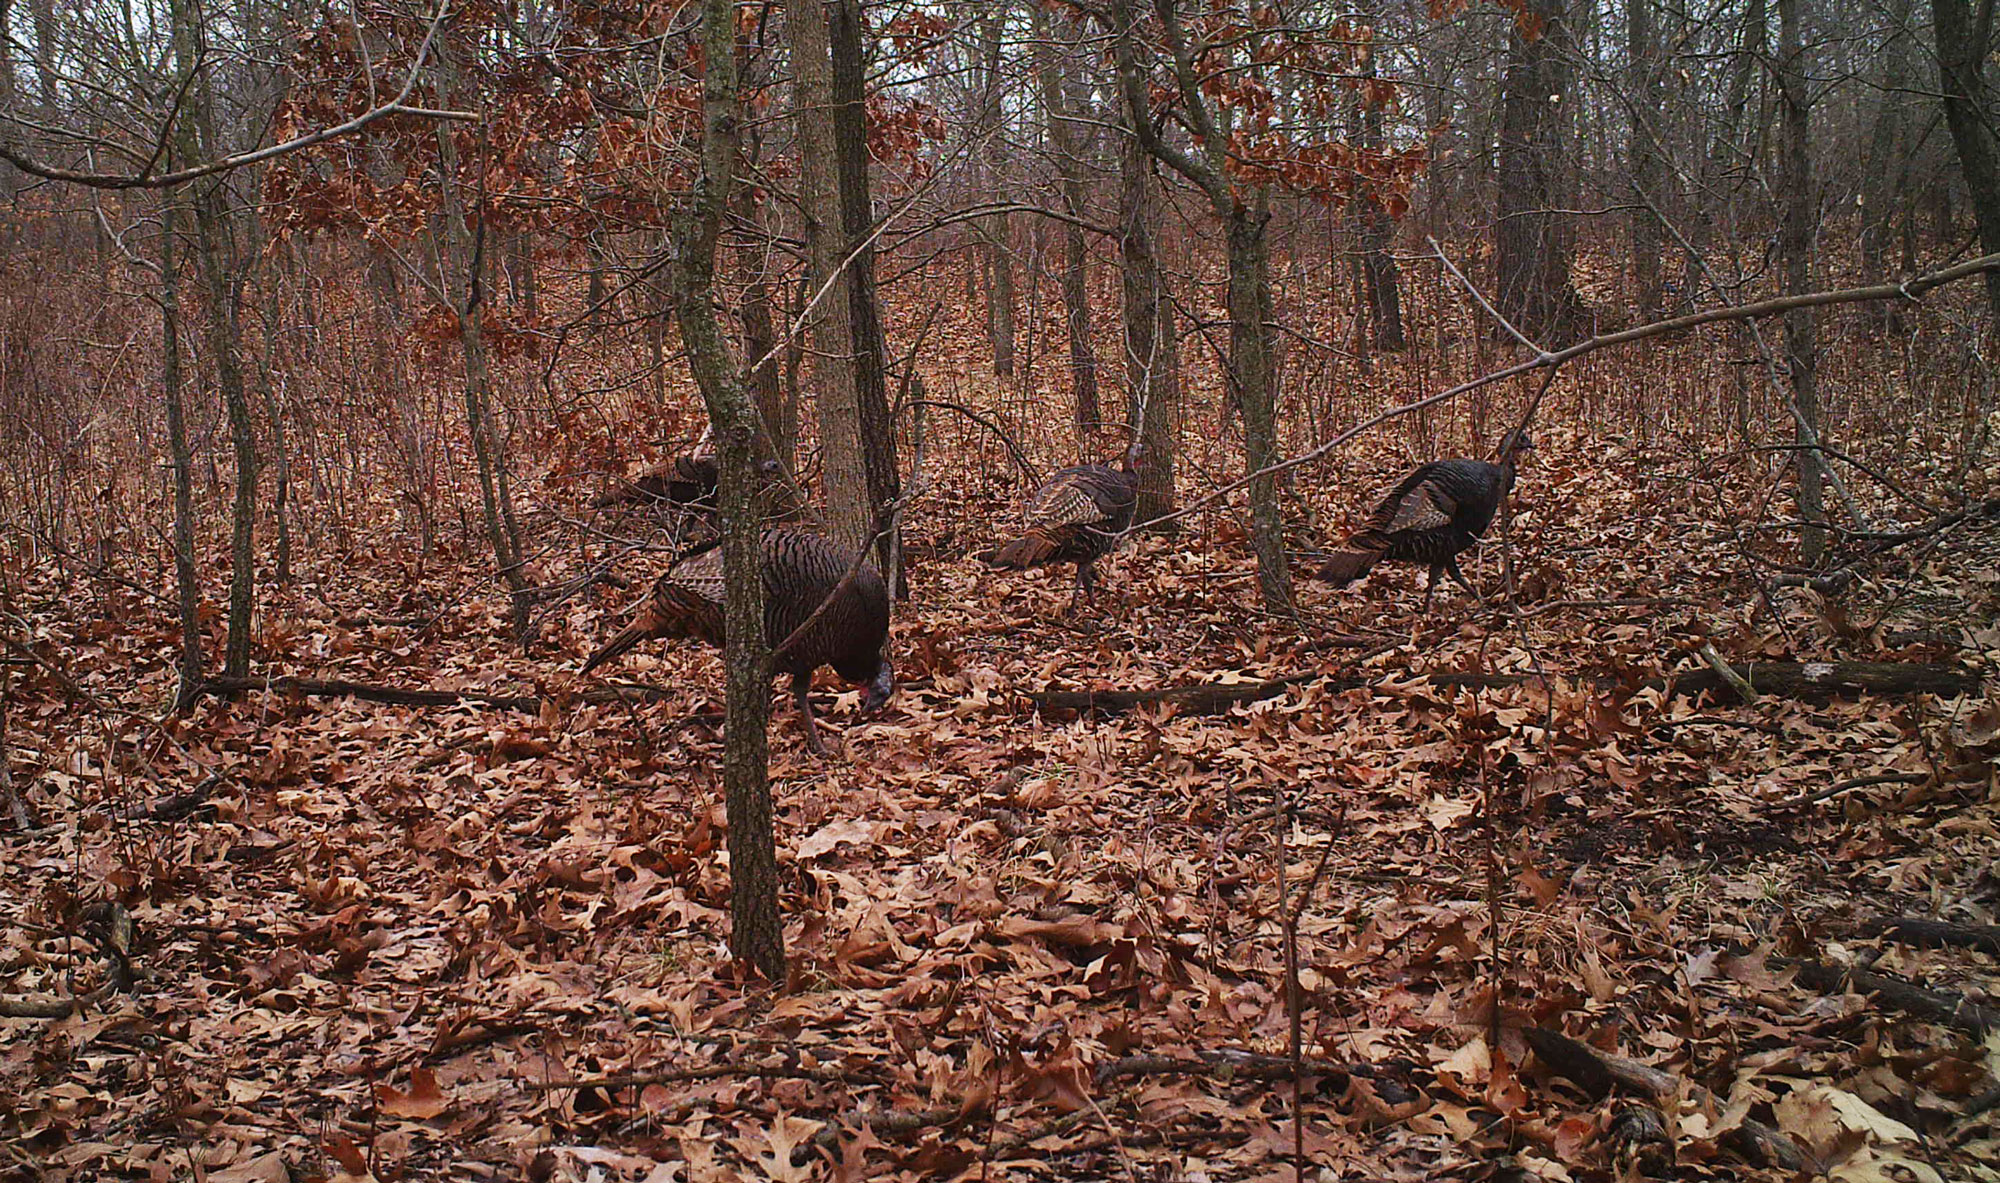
xmin=180 ymin=6 xmax=257 ymax=679
xmin=1119 ymin=123 xmax=1178 ymax=531
xmin=29 ymin=0 xmax=55 ymax=110
xmin=1861 ymin=0 xmax=1915 ymax=331
xmin=985 ymin=216 xmax=1017 ymax=377
xmin=586 ymin=234 xmax=608 ymax=309
xmin=676 ymin=0 xmax=780 ymax=983
xmin=976 ymin=13 xmax=1015 ymax=379
xmin=1777 ymin=0 xmax=1826 ymax=564
xmin=0 ymin=0 xmax=16 ymax=104
xmin=736 ymin=218 xmax=790 ymax=464
xmin=1033 ymin=3 xmax=1100 ymax=431
xmin=513 ymin=229 xmax=539 ymax=322
xmin=160 ymin=197 xmax=205 ymax=711
xmin=830 ymin=0 xmax=901 ymax=583
xmin=434 ymin=53 xmax=531 ymax=642
xmin=1685 ymin=0 xmax=1766 ymax=301
xmin=1626 ymin=0 xmax=1665 ymax=317
xmin=1934 ymin=0 xmax=2000 ymax=322
xmin=1110 ymin=0 xmax=1291 ymax=614
xmin=787 ymin=0 xmax=871 ymax=558
xmin=1495 ymin=0 xmax=1580 ymax=342
xmin=1353 ymin=0 xmax=1405 ymax=351
xmin=249 ymin=219 xmax=293 ymax=586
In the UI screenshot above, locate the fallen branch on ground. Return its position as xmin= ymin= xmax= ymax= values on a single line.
xmin=1865 ymin=917 xmax=2000 ymax=956
xmin=201 ymin=675 xmax=683 ymax=714
xmin=1523 ymin=1027 xmax=1808 ymax=1171
xmin=1784 ymin=957 xmax=2000 ymax=1034
xmin=1026 ymin=660 xmax=1980 ymax=716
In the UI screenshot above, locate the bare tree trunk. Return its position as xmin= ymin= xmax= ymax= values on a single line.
xmin=735 ymin=109 xmax=792 ymax=466
xmin=1353 ymin=0 xmax=1405 ymax=351
xmin=830 ymin=0 xmax=901 ymax=584
xmin=1626 ymin=0 xmax=1665 ymax=317
xmin=433 ymin=51 xmax=531 ymax=641
xmin=985 ymin=216 xmax=1016 ymax=378
xmin=1033 ymin=3 xmax=1100 ymax=430
xmin=676 ymin=0 xmax=780 ymax=982
xmin=1120 ymin=126 xmax=1178 ymax=531
xmin=1495 ymin=0 xmax=1581 ymax=342
xmin=1777 ymin=0 xmax=1825 ymax=564
xmin=1860 ymin=0 xmax=1916 ymax=332
xmin=787 ymin=0 xmax=871 ymax=558
xmin=161 ymin=197 xmax=205 ymax=711
xmin=1934 ymin=0 xmax=2000 ymax=322
xmin=1109 ymin=0 xmax=1292 ymax=614
xmin=180 ymin=0 xmax=257 ymax=679
xmin=977 ymin=14 xmax=1015 ymax=379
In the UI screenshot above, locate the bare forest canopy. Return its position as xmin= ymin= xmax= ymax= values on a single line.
xmin=2 ymin=0 xmax=1999 ymax=1180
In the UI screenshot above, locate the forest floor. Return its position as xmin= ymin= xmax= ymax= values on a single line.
xmin=4 ymin=422 xmax=1999 ymax=1183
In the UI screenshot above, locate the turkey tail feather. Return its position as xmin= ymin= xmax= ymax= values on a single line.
xmin=986 ymin=531 xmax=1062 ymax=570
xmin=581 ymin=619 xmax=651 ymax=674
xmin=1318 ymin=539 xmax=1386 ymax=586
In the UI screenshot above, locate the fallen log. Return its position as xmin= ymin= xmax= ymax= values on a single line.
xmin=1785 ymin=958 xmax=2000 ymax=1034
xmin=1026 ymin=660 xmax=1980 ymax=717
xmin=1866 ymin=917 xmax=2000 ymax=957
xmin=201 ymin=675 xmax=681 ymax=714
xmin=1523 ymin=1027 xmax=1808 ymax=1171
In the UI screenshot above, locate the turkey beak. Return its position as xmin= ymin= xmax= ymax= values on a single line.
xmin=861 ymin=663 xmax=895 ymax=714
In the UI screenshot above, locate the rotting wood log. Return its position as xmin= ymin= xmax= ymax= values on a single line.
xmin=1866 ymin=917 xmax=2000 ymax=956
xmin=1523 ymin=1027 xmax=1809 ymax=1171
xmin=1025 ymin=660 xmax=1980 ymax=717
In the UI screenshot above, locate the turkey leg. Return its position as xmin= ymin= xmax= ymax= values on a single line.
xmin=791 ymin=671 xmax=827 ymax=755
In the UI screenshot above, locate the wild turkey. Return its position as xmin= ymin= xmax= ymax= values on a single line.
xmin=581 ymin=529 xmax=893 ymax=754
xmin=594 ymin=454 xmax=782 ymax=513
xmin=983 ymin=444 xmax=1142 ymax=609
xmin=1317 ymin=430 xmax=1534 ymax=609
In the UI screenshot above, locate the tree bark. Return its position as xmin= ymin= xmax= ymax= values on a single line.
xmin=1777 ymin=0 xmax=1826 ymax=565
xmin=1119 ymin=123 xmax=1178 ymax=531
xmin=1860 ymin=0 xmax=1916 ymax=332
xmin=1495 ymin=0 xmax=1580 ymax=343
xmin=1353 ymin=0 xmax=1405 ymax=350
xmin=160 ymin=196 xmax=205 ymax=713
xmin=677 ymin=0 xmax=782 ymax=982
xmin=786 ymin=0 xmax=871 ymax=559
xmin=1032 ymin=3 xmax=1100 ymax=430
xmin=433 ymin=47 xmax=531 ymax=643
xmin=1027 ymin=660 xmax=1982 ymax=717
xmin=829 ymin=0 xmax=901 ymax=584
xmin=179 ymin=0 xmax=257 ymax=679
xmin=1625 ymin=0 xmax=1665 ymax=317
xmin=1108 ymin=0 xmax=1292 ymax=614
xmin=976 ymin=13 xmax=1015 ymax=379
xmin=735 ymin=122 xmax=792 ymax=465
xmin=1933 ymin=0 xmax=2000 ymax=322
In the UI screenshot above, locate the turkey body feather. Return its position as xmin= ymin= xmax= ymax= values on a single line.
xmin=984 ymin=462 xmax=1139 ymax=607
xmin=582 ymin=529 xmax=892 ymax=752
xmin=1318 ymin=432 xmax=1532 ymax=607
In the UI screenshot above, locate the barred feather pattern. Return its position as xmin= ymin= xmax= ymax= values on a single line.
xmin=1318 ymin=450 xmax=1523 ymax=589
xmin=986 ymin=464 xmax=1138 ymax=571
xmin=583 ymin=529 xmax=890 ymax=688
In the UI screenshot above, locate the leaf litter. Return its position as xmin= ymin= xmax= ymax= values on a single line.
xmin=4 ymin=369 xmax=2000 ymax=1182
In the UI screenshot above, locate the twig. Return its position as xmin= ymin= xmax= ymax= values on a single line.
xmin=1120 ymin=252 xmax=2000 ymax=536
xmin=1696 ymin=644 xmax=1761 ymax=705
